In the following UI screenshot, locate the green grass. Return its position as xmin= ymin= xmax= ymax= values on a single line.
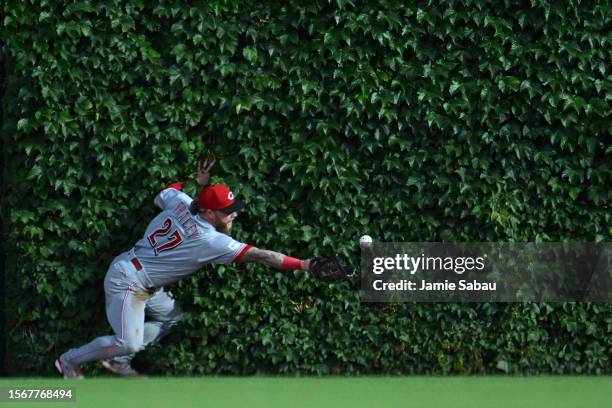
xmin=1 ymin=377 xmax=610 ymax=408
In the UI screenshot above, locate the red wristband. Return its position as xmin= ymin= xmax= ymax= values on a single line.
xmin=281 ymin=256 xmax=305 ymax=270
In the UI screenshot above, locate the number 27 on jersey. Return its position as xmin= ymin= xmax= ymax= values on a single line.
xmin=147 ymin=218 xmax=184 ymax=255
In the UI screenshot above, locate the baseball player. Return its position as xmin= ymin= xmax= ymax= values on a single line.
xmin=55 ymin=156 xmax=349 ymax=378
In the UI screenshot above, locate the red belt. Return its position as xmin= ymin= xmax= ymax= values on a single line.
xmin=131 ymin=257 xmax=143 ymax=271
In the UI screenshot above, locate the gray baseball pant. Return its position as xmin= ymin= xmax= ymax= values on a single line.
xmin=60 ymin=253 xmax=182 ymax=367
xmin=111 ymin=286 xmax=183 ymax=365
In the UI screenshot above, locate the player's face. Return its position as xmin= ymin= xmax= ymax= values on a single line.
xmin=213 ymin=210 xmax=237 ymax=235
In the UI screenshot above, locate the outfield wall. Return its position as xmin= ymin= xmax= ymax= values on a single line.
xmin=1 ymin=1 xmax=610 ymax=375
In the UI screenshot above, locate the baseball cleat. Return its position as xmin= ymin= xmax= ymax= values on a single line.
xmin=55 ymin=356 xmax=84 ymax=379
xmin=101 ymin=359 xmax=144 ymax=377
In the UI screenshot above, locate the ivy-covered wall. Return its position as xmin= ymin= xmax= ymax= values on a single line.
xmin=2 ymin=1 xmax=610 ymax=375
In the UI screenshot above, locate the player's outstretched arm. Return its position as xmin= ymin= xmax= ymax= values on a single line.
xmin=242 ymin=248 xmax=352 ymax=283
xmin=241 ymin=247 xmax=311 ymax=271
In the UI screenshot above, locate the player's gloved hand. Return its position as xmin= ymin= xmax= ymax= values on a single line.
xmin=196 ymin=153 xmax=216 ymax=186
xmin=309 ymin=255 xmax=355 ymax=283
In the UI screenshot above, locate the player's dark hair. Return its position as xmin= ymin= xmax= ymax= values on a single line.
xmin=189 ymin=200 xmax=199 ymax=215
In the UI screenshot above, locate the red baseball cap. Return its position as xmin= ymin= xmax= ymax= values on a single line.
xmin=198 ymin=184 xmax=244 ymax=214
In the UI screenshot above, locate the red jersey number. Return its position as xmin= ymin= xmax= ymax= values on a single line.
xmin=148 ymin=218 xmax=184 ymax=256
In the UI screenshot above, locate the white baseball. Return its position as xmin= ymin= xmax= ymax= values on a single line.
xmin=359 ymin=235 xmax=373 ymax=248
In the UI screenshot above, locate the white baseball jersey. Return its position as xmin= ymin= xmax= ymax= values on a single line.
xmin=131 ymin=186 xmax=251 ymax=288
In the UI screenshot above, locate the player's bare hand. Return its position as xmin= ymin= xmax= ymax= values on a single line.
xmin=196 ymin=155 xmax=216 ymax=186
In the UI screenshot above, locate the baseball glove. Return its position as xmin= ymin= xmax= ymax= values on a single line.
xmin=310 ymin=255 xmax=354 ymax=283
